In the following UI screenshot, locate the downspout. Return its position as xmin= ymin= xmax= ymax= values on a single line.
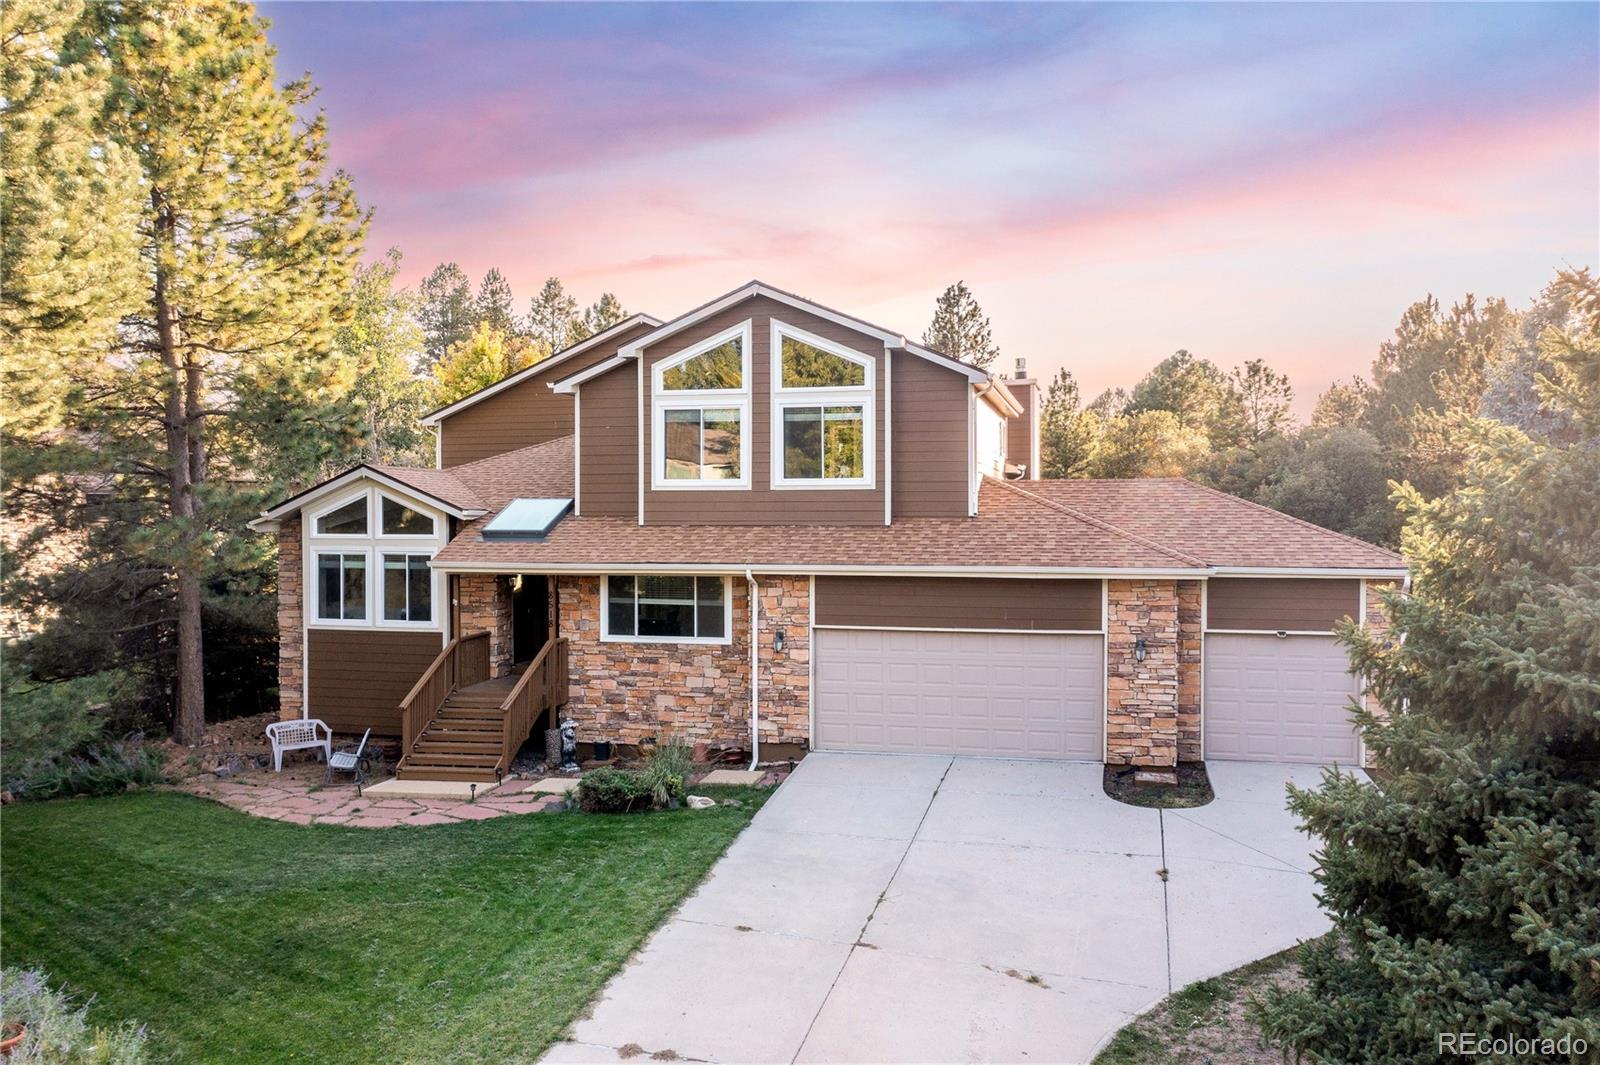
xmin=745 ymin=568 xmax=761 ymax=770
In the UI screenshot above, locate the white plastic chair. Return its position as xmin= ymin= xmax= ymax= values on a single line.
xmin=326 ymin=728 xmax=373 ymax=787
xmin=265 ymin=719 xmax=332 ymax=772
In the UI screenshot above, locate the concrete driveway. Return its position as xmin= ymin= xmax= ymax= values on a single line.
xmin=544 ymin=754 xmax=1339 ymax=1065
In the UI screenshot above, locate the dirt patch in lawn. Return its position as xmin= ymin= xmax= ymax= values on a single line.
xmin=1103 ymin=761 xmax=1214 ymax=808
xmin=1094 ymin=943 xmax=1306 ymax=1065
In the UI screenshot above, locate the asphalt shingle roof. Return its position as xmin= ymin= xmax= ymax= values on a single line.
xmin=420 ymin=437 xmax=1403 ymax=573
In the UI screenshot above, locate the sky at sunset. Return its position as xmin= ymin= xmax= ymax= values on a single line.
xmin=262 ymin=2 xmax=1599 ymax=413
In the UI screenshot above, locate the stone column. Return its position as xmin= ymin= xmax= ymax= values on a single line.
xmin=457 ymin=572 xmax=513 ymax=677
xmin=757 ymin=576 xmax=811 ymax=747
xmin=1176 ymin=580 xmax=1203 ymax=762
xmin=1106 ymin=579 xmax=1180 ymax=767
xmin=276 ymin=515 xmax=304 ymax=721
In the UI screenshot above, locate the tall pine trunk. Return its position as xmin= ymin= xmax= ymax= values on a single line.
xmin=154 ymin=192 xmax=205 ymax=745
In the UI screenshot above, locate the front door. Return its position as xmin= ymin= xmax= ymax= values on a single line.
xmin=512 ymin=574 xmax=549 ymax=664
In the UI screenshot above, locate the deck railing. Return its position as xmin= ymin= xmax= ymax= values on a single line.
xmin=399 ymin=630 xmax=491 ymax=753
xmin=496 ymin=636 xmax=568 ymax=778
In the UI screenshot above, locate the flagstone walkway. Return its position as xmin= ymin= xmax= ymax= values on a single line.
xmin=179 ymin=761 xmax=567 ymax=827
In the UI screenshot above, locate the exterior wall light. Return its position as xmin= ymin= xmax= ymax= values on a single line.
xmin=774 ymin=628 xmax=786 ymax=652
xmin=1134 ymin=637 xmax=1147 ymax=662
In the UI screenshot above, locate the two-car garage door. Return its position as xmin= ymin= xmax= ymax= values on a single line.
xmin=811 ymin=576 xmax=1104 ymax=760
xmin=813 ymin=628 xmax=1104 ymax=759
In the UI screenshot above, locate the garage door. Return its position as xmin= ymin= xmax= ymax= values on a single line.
xmin=813 ymin=629 xmax=1103 ymax=759
xmin=1203 ymin=634 xmax=1359 ymax=763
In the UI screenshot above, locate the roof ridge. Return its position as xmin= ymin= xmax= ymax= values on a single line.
xmin=1175 ymin=478 xmax=1404 ymax=563
xmin=991 ymin=477 xmax=1208 ymax=568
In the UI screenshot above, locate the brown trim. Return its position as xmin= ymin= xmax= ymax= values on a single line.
xmin=1204 ymin=577 xmax=1359 ymax=632
xmin=814 ymin=576 xmax=1102 ymax=631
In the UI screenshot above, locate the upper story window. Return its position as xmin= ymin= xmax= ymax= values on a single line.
xmin=770 ymin=320 xmax=874 ymax=489
xmin=651 ymin=322 xmax=752 ymax=490
xmin=306 ymin=486 xmax=445 ymax=629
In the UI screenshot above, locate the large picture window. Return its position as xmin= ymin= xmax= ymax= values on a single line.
xmin=770 ymin=319 xmax=874 ymax=488
xmin=316 ymin=552 xmax=367 ymax=621
xmin=305 ymin=486 xmax=445 ymax=630
xmin=652 ymin=322 xmax=751 ymax=489
xmin=603 ymin=576 xmax=730 ymax=643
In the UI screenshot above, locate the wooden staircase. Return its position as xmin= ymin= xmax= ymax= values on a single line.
xmin=395 ymin=631 xmax=568 ymax=784
xmin=398 ymin=681 xmax=512 ymax=782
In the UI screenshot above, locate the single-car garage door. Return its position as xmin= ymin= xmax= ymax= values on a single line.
xmin=1203 ymin=634 xmax=1359 ymax=763
xmin=813 ymin=628 xmax=1103 ymax=759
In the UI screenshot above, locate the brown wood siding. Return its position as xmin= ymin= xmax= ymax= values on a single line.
xmin=641 ymin=296 xmax=887 ymax=525
xmin=307 ymin=629 xmax=443 ymax=735
xmin=1205 ymin=578 xmax=1360 ymax=632
xmin=438 ymin=321 xmax=656 ymax=467
xmin=1006 ymin=380 xmax=1038 ymax=477
xmin=576 ymin=363 xmax=638 ymax=518
xmin=891 ymin=350 xmax=971 ymax=518
xmin=815 ymin=576 xmax=1102 ymax=631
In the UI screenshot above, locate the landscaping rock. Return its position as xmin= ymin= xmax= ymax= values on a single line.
xmin=1134 ymin=769 xmax=1180 ymax=786
xmin=685 ymin=795 xmax=716 ymax=810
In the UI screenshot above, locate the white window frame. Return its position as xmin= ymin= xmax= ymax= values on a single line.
xmin=304 ymin=484 xmax=446 ymax=632
xmin=378 ymin=552 xmax=438 ymax=629
xmin=309 ymin=490 xmax=373 ymax=538
xmin=769 ymin=319 xmax=875 ymax=490
xmin=600 ymin=575 xmax=734 ymax=646
xmin=378 ymin=493 xmax=439 ymax=539
xmin=650 ymin=320 xmax=753 ymax=491
xmin=312 ymin=548 xmax=373 ymax=627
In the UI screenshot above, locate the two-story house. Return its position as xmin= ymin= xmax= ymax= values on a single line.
xmin=251 ymin=282 xmax=1405 ymax=784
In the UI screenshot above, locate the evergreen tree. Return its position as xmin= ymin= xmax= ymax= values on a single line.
xmin=8 ymin=0 xmax=367 ymax=743
xmin=1038 ymin=368 xmax=1097 ymax=478
xmin=1224 ymin=358 xmax=1294 ymax=444
xmin=474 ymin=268 xmax=517 ymax=336
xmin=1 ymin=0 xmax=144 ymax=439
xmin=416 ymin=262 xmax=473 ymax=366
xmin=1086 ymin=410 xmax=1210 ymax=478
xmin=1311 ymin=376 xmax=1371 ymax=429
xmin=577 ymin=291 xmax=629 ymax=341
xmin=1255 ymin=268 xmax=1600 ymax=1062
xmin=525 ymin=276 xmax=580 ymax=353
xmin=431 ymin=323 xmax=535 ymax=407
xmin=923 ymin=281 xmax=999 ymax=370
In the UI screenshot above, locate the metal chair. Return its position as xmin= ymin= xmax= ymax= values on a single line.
xmin=326 ymin=728 xmax=373 ymax=787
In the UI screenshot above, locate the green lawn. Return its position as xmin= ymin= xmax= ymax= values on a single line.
xmin=1 ymin=787 xmax=766 ymax=1064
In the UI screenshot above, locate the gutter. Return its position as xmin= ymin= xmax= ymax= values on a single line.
xmin=745 ymin=568 xmax=760 ymax=771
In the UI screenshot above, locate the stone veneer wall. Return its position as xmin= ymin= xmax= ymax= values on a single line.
xmin=1176 ymin=580 xmax=1203 ymax=762
xmin=557 ymin=575 xmax=810 ymax=747
xmin=458 ymin=572 xmax=514 ymax=677
xmin=1106 ymin=579 xmax=1180 ymax=767
xmin=277 ymin=515 xmax=303 ymax=721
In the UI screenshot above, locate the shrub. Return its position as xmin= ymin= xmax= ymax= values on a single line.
xmin=640 ymin=741 xmax=691 ymax=809
xmin=0 ymin=668 xmax=128 ymax=774
xmin=574 ymin=766 xmax=653 ymax=813
xmin=0 ymin=967 xmax=149 ymax=1064
xmin=4 ymin=738 xmax=166 ymax=802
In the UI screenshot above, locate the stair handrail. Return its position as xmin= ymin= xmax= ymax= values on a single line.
xmin=495 ymin=636 xmax=568 ymax=778
xmin=400 ymin=630 xmax=492 ymax=754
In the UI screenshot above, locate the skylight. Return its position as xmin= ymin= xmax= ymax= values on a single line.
xmin=481 ymin=498 xmax=573 ymax=541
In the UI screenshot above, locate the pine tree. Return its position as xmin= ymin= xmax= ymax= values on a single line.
xmin=525 ymin=276 xmax=580 ymax=353
xmin=1038 ymin=369 xmax=1097 ymax=478
xmin=1223 ymin=359 xmax=1294 ymax=444
xmin=474 ymin=268 xmax=517 ymax=337
xmin=923 ymin=281 xmax=1000 ymax=370
xmin=416 ymin=262 xmax=473 ymax=366
xmin=12 ymin=0 xmax=367 ymax=744
xmin=1 ymin=0 xmax=143 ymax=439
xmin=1311 ymin=376 xmax=1372 ymax=429
xmin=577 ymin=292 xmax=628 ymax=341
xmin=1254 ymin=268 xmax=1600 ymax=1061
